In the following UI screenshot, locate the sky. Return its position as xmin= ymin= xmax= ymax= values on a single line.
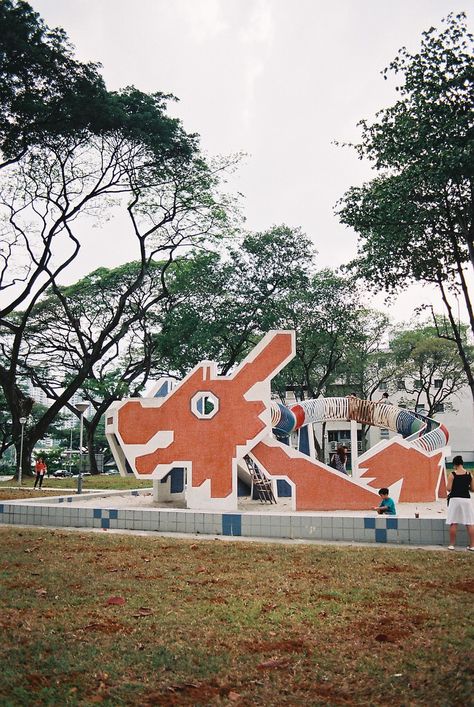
xmin=32 ymin=0 xmax=472 ymax=322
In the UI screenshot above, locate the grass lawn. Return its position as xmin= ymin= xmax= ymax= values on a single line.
xmin=0 ymin=527 xmax=472 ymax=706
xmin=0 ymin=474 xmax=152 ymax=497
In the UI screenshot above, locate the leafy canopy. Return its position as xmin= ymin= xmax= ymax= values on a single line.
xmin=338 ymin=12 xmax=474 ymax=292
xmin=0 ymin=0 xmax=196 ymax=162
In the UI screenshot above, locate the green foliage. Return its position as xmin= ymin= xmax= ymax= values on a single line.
xmin=390 ymin=321 xmax=469 ymax=415
xmin=0 ymin=1 xmax=196 ymax=162
xmin=0 ymin=0 xmax=104 ymax=158
xmin=339 ymin=12 xmax=473 ymax=291
xmin=356 ymin=13 xmax=473 ymax=174
xmin=104 ymin=87 xmax=196 ymax=161
xmin=13 ymin=260 xmax=165 ymax=382
xmin=152 ymin=226 xmax=313 ymax=376
xmin=273 ymin=270 xmax=364 ymax=399
xmin=150 ymin=234 xmax=375 ymax=412
xmin=337 ymin=12 xmax=474 ymax=397
xmin=335 ymin=310 xmax=397 ymax=399
xmin=1 ymin=260 xmax=170 ymax=467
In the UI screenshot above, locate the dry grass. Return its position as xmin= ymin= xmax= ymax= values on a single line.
xmin=0 ymin=527 xmax=472 ymax=706
xmin=0 ymin=475 xmax=151 ymax=496
xmin=0 ymin=489 xmax=68 ymax=501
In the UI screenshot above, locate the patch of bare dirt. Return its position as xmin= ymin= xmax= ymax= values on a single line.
xmin=242 ymin=638 xmax=310 ymax=654
xmin=451 ymin=579 xmax=474 ymax=593
xmin=79 ymin=620 xmax=133 ymax=635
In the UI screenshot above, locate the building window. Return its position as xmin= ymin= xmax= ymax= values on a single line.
xmin=413 ymin=380 xmax=422 ymax=390
xmin=434 ymin=379 xmax=442 ymax=389
xmin=379 ymin=382 xmax=388 ymax=391
xmin=396 ymin=379 xmax=405 ymax=390
xmin=415 ymin=404 xmax=425 ymax=413
xmin=328 ymin=430 xmax=351 ymax=444
xmin=434 ymin=402 xmax=445 ymax=413
xmin=380 ymin=428 xmax=389 ymax=439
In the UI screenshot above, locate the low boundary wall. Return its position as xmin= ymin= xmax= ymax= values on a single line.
xmin=0 ymin=491 xmax=467 ymax=547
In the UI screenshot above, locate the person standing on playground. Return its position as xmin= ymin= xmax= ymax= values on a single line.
xmin=446 ymin=455 xmax=474 ymax=551
xmin=377 ymin=392 xmax=391 ymax=404
xmin=33 ymin=457 xmax=47 ymax=489
xmin=330 ymin=445 xmax=348 ymax=474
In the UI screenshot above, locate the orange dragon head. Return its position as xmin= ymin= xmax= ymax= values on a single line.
xmin=106 ymin=331 xmax=295 ymax=505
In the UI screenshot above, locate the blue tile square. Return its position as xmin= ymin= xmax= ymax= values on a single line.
xmin=109 ymin=509 xmax=118 ymax=520
xmin=222 ymin=514 xmax=242 ymax=536
xmin=386 ymin=517 xmax=398 ymax=530
xmin=101 ymin=518 xmax=110 ymax=529
xmin=375 ymin=528 xmax=387 ymax=543
xmin=364 ymin=517 xmax=375 ymax=529
xmin=93 ymin=509 xmax=102 ymax=519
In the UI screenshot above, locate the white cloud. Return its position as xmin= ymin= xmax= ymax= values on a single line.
xmin=175 ymin=0 xmax=229 ymax=42
xmin=240 ymin=0 xmax=274 ymax=44
xmin=239 ymin=0 xmax=275 ymax=126
xmin=29 ymin=0 xmax=471 ymax=322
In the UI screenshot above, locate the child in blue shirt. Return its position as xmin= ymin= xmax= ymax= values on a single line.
xmin=373 ymin=487 xmax=396 ymax=515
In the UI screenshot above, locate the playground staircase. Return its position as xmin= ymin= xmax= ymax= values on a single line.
xmin=244 ymin=455 xmax=276 ymax=504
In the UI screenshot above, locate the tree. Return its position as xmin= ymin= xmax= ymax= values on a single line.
xmin=3 ymin=262 xmax=167 ymax=473
xmin=2 ymin=248 xmax=223 ymax=476
xmin=337 ymin=310 xmax=400 ymax=449
xmin=0 ymin=2 xmax=194 ymax=167
xmin=152 ymin=225 xmax=313 ymax=376
xmin=337 ymin=13 xmax=474 ymax=400
xmin=0 ymin=386 xmax=14 ymax=463
xmin=0 ymin=0 xmax=105 ymax=165
xmin=390 ymin=322 xmax=470 ymax=417
xmin=0 ymin=392 xmax=67 ymax=471
xmin=266 ymin=270 xmax=367 ymax=459
xmin=151 ymin=240 xmax=367 ymax=459
xmin=273 ymin=270 xmax=365 ymax=402
xmin=0 ymin=3 xmax=233 ymax=478
xmin=342 ymin=310 xmax=396 ymax=401
xmin=0 ymin=135 xmax=228 ymax=477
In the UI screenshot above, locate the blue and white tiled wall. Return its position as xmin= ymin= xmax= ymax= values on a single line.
xmin=0 ymin=495 xmax=466 ymax=547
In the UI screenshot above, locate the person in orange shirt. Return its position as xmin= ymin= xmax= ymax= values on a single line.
xmin=33 ymin=458 xmax=47 ymax=489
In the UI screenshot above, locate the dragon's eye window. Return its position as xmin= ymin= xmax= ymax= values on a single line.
xmin=191 ymin=392 xmax=219 ymax=419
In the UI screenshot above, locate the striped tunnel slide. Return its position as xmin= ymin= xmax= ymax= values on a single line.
xmin=271 ymin=397 xmax=449 ymax=452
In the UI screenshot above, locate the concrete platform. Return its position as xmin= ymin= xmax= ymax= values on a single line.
xmin=52 ymin=490 xmax=449 ymax=517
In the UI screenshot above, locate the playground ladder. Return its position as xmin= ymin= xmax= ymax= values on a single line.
xmin=244 ymin=455 xmax=276 ymax=504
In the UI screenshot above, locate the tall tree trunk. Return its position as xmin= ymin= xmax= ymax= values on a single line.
xmin=437 ymin=276 xmax=474 ymax=403
xmin=86 ymin=422 xmax=100 ymax=475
